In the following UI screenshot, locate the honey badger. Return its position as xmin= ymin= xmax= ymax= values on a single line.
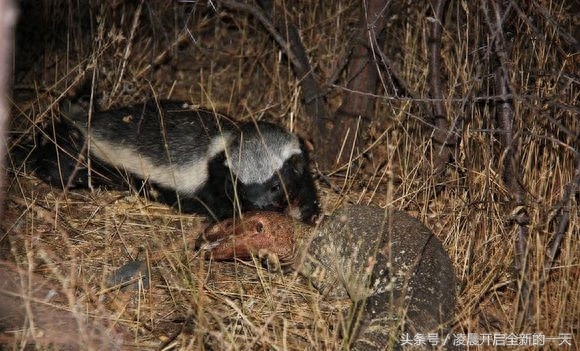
xmin=26 ymin=100 xmax=320 ymax=223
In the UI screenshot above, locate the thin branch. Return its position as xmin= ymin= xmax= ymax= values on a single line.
xmin=541 ymin=154 xmax=580 ymax=285
xmin=531 ymin=0 xmax=580 ymax=52
xmin=219 ymin=0 xmax=304 ymax=73
xmin=428 ymin=0 xmax=448 ymax=119
xmin=321 ymin=0 xmax=388 ymax=170
xmin=333 ymin=1 xmax=387 ymax=124
xmin=371 ymin=36 xmax=417 ymax=99
xmin=482 ymin=0 xmax=532 ymax=327
xmin=426 ymin=0 xmax=456 ymax=178
xmin=218 ymin=0 xmax=330 ymax=133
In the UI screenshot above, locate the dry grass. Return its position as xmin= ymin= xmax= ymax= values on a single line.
xmin=3 ymin=0 xmax=579 ymax=350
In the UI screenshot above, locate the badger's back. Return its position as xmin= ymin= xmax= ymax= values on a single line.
xmin=64 ymin=100 xmax=238 ymax=195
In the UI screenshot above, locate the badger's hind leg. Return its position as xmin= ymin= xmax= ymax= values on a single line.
xmin=10 ymin=120 xmax=128 ymax=190
xmin=8 ymin=120 xmax=86 ymax=188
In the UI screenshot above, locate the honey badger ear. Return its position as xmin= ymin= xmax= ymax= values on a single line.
xmin=288 ymin=153 xmax=306 ymax=175
xmin=59 ymin=76 xmax=102 ymax=122
xmin=60 ymin=99 xmax=88 ymax=122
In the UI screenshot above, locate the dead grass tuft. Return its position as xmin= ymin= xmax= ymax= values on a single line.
xmin=3 ymin=0 xmax=578 ymax=349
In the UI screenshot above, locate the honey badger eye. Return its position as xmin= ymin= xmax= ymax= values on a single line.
xmin=270 ymin=183 xmax=281 ymax=193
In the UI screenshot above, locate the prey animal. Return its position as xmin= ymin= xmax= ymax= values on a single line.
xmin=16 ymin=100 xmax=319 ymax=223
xmin=203 ymin=204 xmax=457 ymax=350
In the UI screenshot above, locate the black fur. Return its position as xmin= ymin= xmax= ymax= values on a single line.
xmin=14 ymin=100 xmax=319 ymax=222
xmin=11 ymin=120 xmax=127 ymax=190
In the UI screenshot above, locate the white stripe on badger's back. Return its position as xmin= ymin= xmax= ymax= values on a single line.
xmin=64 ymin=100 xmax=238 ymax=194
xmin=89 ymin=134 xmax=231 ymax=195
xmin=67 ymin=100 xmax=238 ymax=166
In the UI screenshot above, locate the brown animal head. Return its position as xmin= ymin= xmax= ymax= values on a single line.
xmin=202 ymin=211 xmax=308 ymax=263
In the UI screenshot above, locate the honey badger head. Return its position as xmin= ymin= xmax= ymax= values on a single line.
xmin=225 ymin=122 xmax=319 ymax=223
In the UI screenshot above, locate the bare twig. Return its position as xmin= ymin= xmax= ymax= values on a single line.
xmin=482 ymin=0 xmax=532 ymax=327
xmin=428 ymin=0 xmax=448 ymax=120
xmin=531 ymin=0 xmax=580 ymax=52
xmin=506 ymin=0 xmax=579 ymax=54
xmin=110 ymin=0 xmax=144 ymax=98
xmin=541 ymin=155 xmax=580 ymax=285
xmin=328 ymin=0 xmax=388 ymax=169
xmin=371 ymin=36 xmax=417 ymax=99
xmin=426 ymin=0 xmax=456 ymax=178
xmin=218 ymin=0 xmax=330 ymax=145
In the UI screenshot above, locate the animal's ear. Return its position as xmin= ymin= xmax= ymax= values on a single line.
xmin=288 ymin=154 xmax=306 ymax=176
xmin=59 ymin=75 xmax=101 ymax=123
xmin=59 ymin=99 xmax=88 ymax=122
xmin=301 ymin=138 xmax=315 ymax=153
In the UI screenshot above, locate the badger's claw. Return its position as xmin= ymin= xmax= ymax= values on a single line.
xmin=202 ymin=211 xmax=299 ymax=263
